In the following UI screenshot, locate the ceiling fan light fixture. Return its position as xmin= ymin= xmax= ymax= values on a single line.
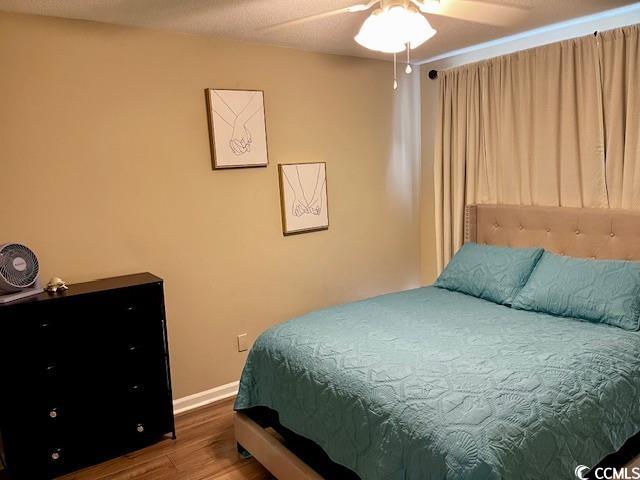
xmin=355 ymin=8 xmax=402 ymax=53
xmin=404 ymin=6 xmax=437 ymax=48
xmin=354 ymin=4 xmax=436 ymax=53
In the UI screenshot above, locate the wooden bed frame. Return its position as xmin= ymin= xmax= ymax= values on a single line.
xmin=235 ymin=204 xmax=640 ymax=479
xmin=235 ymin=411 xmax=323 ymax=480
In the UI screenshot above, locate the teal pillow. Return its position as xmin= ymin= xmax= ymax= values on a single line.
xmin=512 ymin=252 xmax=640 ymax=331
xmin=434 ymin=243 xmax=543 ymax=306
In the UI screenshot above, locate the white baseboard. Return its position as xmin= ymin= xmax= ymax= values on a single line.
xmin=173 ymin=380 xmax=239 ymax=415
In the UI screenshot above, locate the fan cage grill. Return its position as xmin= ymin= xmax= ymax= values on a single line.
xmin=0 ymin=244 xmax=40 ymax=290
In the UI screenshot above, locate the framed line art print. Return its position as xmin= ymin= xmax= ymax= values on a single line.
xmin=278 ymin=162 xmax=329 ymax=235
xmin=205 ymin=89 xmax=268 ymax=169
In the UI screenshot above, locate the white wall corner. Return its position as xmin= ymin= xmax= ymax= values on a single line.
xmin=173 ymin=380 xmax=239 ymax=415
xmin=420 ymin=3 xmax=640 ymax=71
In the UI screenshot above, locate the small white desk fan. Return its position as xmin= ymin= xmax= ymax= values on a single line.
xmin=0 ymin=243 xmax=43 ymax=304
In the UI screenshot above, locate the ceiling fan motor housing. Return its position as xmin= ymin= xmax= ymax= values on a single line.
xmin=0 ymin=243 xmax=40 ymax=293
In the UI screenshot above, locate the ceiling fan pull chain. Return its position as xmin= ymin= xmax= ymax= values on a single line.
xmin=393 ymin=52 xmax=398 ymax=90
xmin=405 ymin=43 xmax=412 ymax=74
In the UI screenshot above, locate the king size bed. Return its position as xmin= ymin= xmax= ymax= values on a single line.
xmin=234 ymin=205 xmax=640 ymax=479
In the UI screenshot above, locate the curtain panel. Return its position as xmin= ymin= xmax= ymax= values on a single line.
xmin=434 ymin=24 xmax=640 ymax=272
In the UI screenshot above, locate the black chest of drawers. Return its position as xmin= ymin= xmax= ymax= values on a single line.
xmin=0 ymin=273 xmax=176 ymax=479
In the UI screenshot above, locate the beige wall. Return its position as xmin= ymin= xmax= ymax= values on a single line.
xmin=0 ymin=12 xmax=422 ymax=398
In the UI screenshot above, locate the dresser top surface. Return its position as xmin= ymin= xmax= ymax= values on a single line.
xmin=0 ymin=272 xmax=162 ymax=309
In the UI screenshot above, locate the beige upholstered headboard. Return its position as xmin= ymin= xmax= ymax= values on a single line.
xmin=464 ymin=204 xmax=640 ymax=261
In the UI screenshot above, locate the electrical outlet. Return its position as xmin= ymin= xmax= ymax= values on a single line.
xmin=237 ymin=333 xmax=248 ymax=352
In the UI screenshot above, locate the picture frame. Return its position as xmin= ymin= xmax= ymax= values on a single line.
xmin=278 ymin=162 xmax=329 ymax=236
xmin=205 ymin=88 xmax=269 ymax=169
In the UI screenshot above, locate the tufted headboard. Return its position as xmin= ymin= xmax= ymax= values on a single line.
xmin=464 ymin=204 xmax=640 ymax=261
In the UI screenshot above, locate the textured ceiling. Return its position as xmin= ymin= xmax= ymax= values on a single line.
xmin=0 ymin=0 xmax=635 ymax=62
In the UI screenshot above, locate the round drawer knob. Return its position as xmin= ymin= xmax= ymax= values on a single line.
xmin=136 ymin=423 xmax=145 ymax=433
xmin=49 ymin=409 xmax=58 ymax=419
xmin=51 ymin=450 xmax=61 ymax=461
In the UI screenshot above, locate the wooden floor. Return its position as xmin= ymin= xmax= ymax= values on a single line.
xmin=60 ymin=398 xmax=272 ymax=480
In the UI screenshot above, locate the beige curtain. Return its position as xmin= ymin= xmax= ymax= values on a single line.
xmin=434 ymin=24 xmax=640 ymax=272
xmin=600 ymin=26 xmax=640 ymax=209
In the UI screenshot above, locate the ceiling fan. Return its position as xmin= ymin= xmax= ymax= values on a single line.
xmin=264 ymin=0 xmax=528 ymax=31
xmin=262 ymin=0 xmax=529 ymax=89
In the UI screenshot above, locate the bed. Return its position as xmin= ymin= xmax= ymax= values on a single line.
xmin=234 ymin=205 xmax=640 ymax=479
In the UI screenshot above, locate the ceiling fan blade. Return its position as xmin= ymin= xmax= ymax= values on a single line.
xmin=259 ymin=1 xmax=377 ymax=32
xmin=419 ymin=0 xmax=530 ymax=27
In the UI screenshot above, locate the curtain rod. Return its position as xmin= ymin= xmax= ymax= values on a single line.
xmin=429 ymin=30 xmax=603 ymax=80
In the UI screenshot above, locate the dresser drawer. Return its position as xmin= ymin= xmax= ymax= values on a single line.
xmin=88 ymin=284 xmax=167 ymax=355
xmin=3 ymin=423 xmax=84 ymax=479
xmin=7 ymin=431 xmax=139 ymax=480
xmin=3 ymin=302 xmax=75 ymax=373
xmin=117 ymin=400 xmax=175 ymax=450
xmin=98 ymin=284 xmax=164 ymax=324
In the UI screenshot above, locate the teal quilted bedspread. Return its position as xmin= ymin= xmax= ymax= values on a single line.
xmin=235 ymin=287 xmax=640 ymax=479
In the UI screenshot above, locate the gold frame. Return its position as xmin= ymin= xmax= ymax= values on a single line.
xmin=278 ymin=162 xmax=329 ymax=236
xmin=204 ymin=88 xmax=269 ymax=170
